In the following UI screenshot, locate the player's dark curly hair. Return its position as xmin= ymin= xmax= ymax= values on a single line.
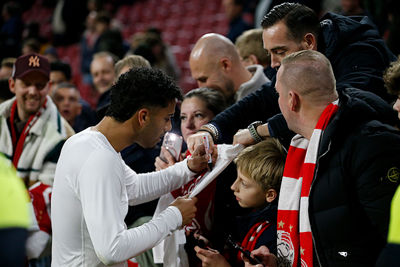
xmin=105 ymin=67 xmax=182 ymax=122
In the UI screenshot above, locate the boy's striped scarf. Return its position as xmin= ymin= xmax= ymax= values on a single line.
xmin=277 ymin=100 xmax=339 ymax=267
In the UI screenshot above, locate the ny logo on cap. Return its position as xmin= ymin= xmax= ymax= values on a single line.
xmin=28 ymin=56 xmax=40 ymax=67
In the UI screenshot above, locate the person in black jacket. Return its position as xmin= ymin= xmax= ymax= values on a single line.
xmin=243 ymin=49 xmax=400 ymax=267
xmin=375 ymin=56 xmax=400 ymax=267
xmin=187 ymin=2 xmax=397 ymax=151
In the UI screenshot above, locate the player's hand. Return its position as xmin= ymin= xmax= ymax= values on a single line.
xmin=186 ymin=132 xmax=215 ymax=155
xmin=171 ymin=196 xmax=197 ymax=226
xmin=187 ymin=144 xmax=217 ymax=173
xmin=194 ymin=246 xmax=231 ymax=267
xmin=243 ymin=246 xmax=277 ymax=267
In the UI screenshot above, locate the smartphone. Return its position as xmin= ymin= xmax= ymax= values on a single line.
xmin=160 ymin=132 xmax=183 ymax=162
xmin=226 ymin=235 xmax=264 ymax=266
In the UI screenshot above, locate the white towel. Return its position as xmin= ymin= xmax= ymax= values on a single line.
xmin=152 ymin=144 xmax=244 ymax=266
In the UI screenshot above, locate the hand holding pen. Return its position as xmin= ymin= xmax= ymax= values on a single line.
xmin=202 ymin=134 xmax=213 ymax=170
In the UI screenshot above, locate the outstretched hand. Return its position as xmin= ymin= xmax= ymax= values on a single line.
xmin=233 ymin=129 xmax=256 ymax=146
xmin=233 ymin=123 xmax=270 ymax=146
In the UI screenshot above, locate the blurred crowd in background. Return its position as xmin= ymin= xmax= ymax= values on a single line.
xmin=1 ymin=0 xmax=399 ymax=109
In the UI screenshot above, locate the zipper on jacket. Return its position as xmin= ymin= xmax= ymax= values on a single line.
xmin=309 ymin=138 xmax=331 ymax=267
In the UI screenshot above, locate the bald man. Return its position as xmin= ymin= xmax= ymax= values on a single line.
xmin=189 ymin=33 xmax=270 ymax=105
xmin=243 ymin=50 xmax=400 ymax=267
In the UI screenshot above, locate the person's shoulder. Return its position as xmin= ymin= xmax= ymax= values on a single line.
xmin=63 ymin=129 xmax=111 ymax=156
xmin=62 ymin=130 xmax=121 ymax=171
xmin=0 ymin=97 xmax=14 ymax=117
xmin=64 ymin=129 xmax=92 ymax=145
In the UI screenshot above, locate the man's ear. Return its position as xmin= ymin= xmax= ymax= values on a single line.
xmin=288 ymin=90 xmax=300 ymax=112
xmin=220 ymin=57 xmax=232 ymax=72
xmin=265 ymin=189 xmax=278 ymax=203
xmin=303 ymin=33 xmax=317 ymax=50
xmin=137 ymin=108 xmax=150 ymax=126
xmin=8 ymin=78 xmax=15 ymax=94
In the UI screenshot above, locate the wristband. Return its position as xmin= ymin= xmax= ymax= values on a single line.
xmin=247 ymin=121 xmax=264 ymax=143
xmin=198 ymin=124 xmax=218 ymax=143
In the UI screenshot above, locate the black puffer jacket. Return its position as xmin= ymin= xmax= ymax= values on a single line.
xmin=319 ymin=12 xmax=396 ymax=103
xmin=308 ymin=90 xmax=400 ymax=266
xmin=208 ymin=12 xmax=396 ymax=144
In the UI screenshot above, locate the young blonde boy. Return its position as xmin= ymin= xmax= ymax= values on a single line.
xmin=195 ymin=138 xmax=286 ymax=266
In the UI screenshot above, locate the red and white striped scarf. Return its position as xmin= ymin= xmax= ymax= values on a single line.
xmin=277 ymin=100 xmax=339 ymax=267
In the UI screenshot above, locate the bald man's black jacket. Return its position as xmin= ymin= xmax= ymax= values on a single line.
xmin=299 ymin=89 xmax=400 ymax=266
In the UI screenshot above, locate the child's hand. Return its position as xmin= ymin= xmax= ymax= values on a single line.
xmin=192 ymin=233 xmax=209 ymax=248
xmin=194 ymin=246 xmax=231 ymax=267
xmin=243 ymin=245 xmax=277 ymax=267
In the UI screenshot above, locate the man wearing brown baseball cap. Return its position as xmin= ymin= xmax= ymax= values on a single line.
xmin=0 ymin=53 xmax=73 ymax=262
xmin=12 ymin=53 xmax=51 ymax=80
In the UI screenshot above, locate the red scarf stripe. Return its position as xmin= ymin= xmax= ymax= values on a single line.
xmin=299 ymin=232 xmax=313 ymax=266
xmin=315 ymin=101 xmax=339 ymax=129
xmin=300 ymin=163 xmax=315 ymax=197
xmin=283 ymin=147 xmax=307 ymax=179
xmin=238 ymin=222 xmax=272 ymax=262
xmin=9 ymin=99 xmax=47 ymax=168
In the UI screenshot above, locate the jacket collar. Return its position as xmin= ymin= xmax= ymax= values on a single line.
xmin=0 ymin=95 xmax=60 ymax=137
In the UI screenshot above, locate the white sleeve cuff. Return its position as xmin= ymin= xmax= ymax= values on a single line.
xmin=179 ymin=158 xmax=197 ymax=177
xmin=164 ymin=206 xmax=182 ymax=228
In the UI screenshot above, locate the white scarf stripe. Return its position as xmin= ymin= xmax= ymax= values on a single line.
xmin=278 ymin=177 xmax=303 ymax=211
xmin=304 ymin=129 xmax=322 ymax=164
xmin=290 ymin=135 xmax=309 ymax=149
xmin=299 ymin=197 xmax=311 ymax=233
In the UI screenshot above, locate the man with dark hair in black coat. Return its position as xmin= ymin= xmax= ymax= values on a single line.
xmin=187 ymin=2 xmax=397 ymax=150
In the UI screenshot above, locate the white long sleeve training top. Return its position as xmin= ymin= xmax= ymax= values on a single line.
xmin=51 ymin=129 xmax=195 ymax=266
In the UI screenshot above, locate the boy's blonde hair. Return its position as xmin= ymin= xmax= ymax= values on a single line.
xmin=114 ymin=55 xmax=151 ymax=77
xmin=235 ymin=28 xmax=271 ymax=66
xmin=234 ymin=138 xmax=286 ymax=192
